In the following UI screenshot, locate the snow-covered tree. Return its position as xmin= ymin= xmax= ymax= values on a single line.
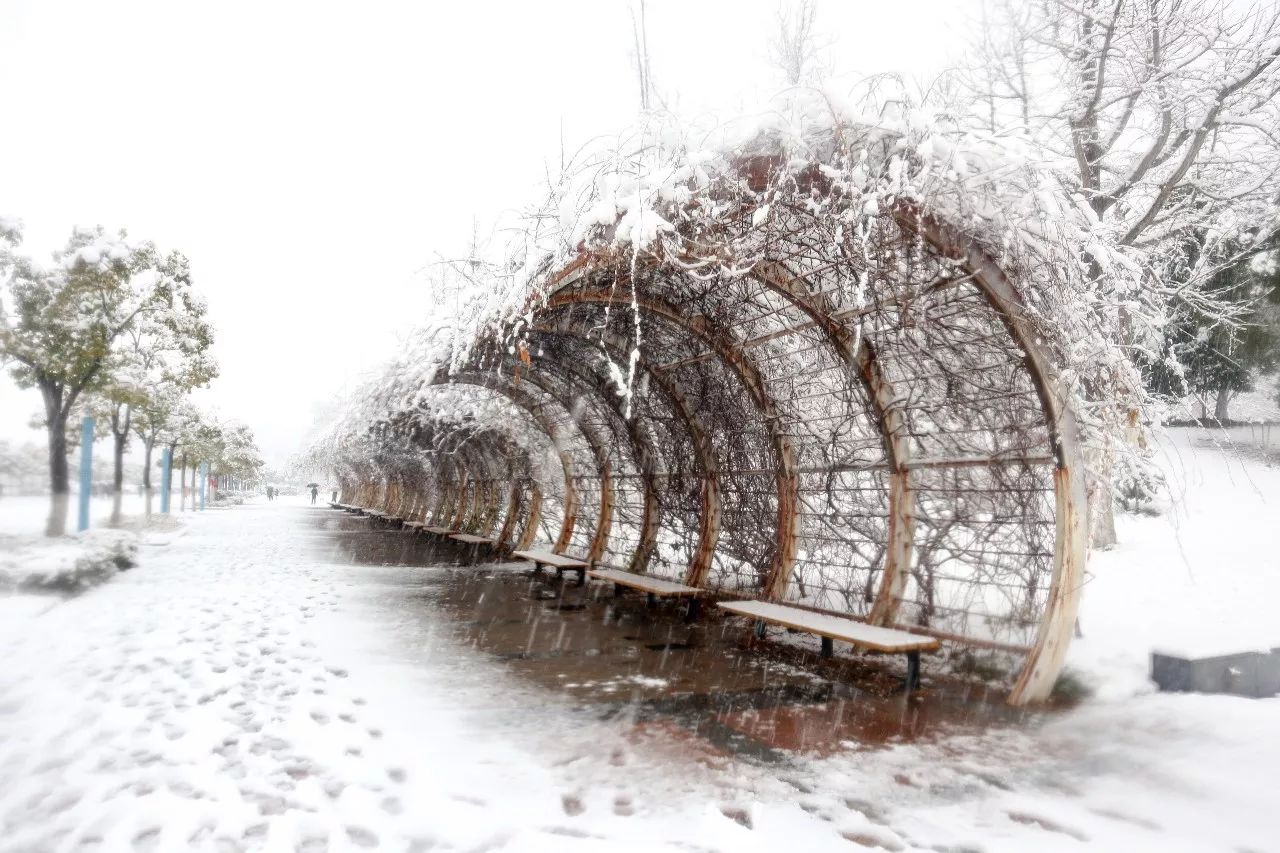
xmin=0 ymin=226 xmax=179 ymax=533
xmin=961 ymin=0 xmax=1280 ymax=542
xmin=769 ymin=0 xmax=829 ymax=87
xmin=93 ymin=249 xmax=217 ymax=510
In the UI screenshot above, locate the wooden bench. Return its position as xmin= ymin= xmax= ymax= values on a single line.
xmin=718 ymin=600 xmax=940 ymax=690
xmin=424 ymin=525 xmax=456 ymax=536
xmin=511 ymin=549 xmax=590 ymax=585
xmin=449 ymin=533 xmax=495 ymax=564
xmin=588 ymin=568 xmax=703 ymax=618
xmin=449 ymin=533 xmax=494 ymax=545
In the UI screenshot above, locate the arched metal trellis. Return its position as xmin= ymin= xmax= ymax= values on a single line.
xmin=328 ymin=131 xmax=1091 ymax=706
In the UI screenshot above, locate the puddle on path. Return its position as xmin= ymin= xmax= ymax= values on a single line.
xmin=309 ymin=511 xmax=1034 ymax=762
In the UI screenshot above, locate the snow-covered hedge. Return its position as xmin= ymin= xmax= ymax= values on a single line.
xmin=0 ymin=529 xmax=139 ymax=593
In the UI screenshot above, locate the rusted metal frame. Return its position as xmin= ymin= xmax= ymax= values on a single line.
xmin=650 ymin=277 xmax=968 ymax=374
xmin=545 ymin=287 xmax=798 ymax=599
xmin=441 ymin=369 xmax=597 ymax=555
xmin=454 ymin=436 xmax=501 ymax=534
xmin=816 ymin=455 xmax=1056 ymax=474
xmin=455 ymin=443 xmax=493 ymax=534
xmin=495 ymin=481 xmax=523 ymax=550
xmin=899 ymin=205 xmax=1087 ymax=707
xmin=516 ymin=481 xmax=543 ymax=550
xmin=451 ymin=475 xmax=474 ymax=532
xmin=449 ymin=435 xmax=505 ymax=534
xmin=427 ymin=373 xmax=580 ymax=555
xmin=528 ymin=323 xmax=722 ymax=586
xmin=354 ymin=459 xmax=379 ymax=507
xmin=482 ymin=480 xmax=503 ymax=536
xmin=749 ymin=261 xmax=914 ymax=619
xmin=440 ymin=454 xmax=468 ymax=528
xmin=488 ymin=358 xmax=619 ymax=565
xmin=523 ymin=330 xmax=664 ymax=575
xmin=428 ymin=460 xmax=455 ymax=525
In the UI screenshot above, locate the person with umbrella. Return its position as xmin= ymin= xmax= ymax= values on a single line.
xmin=307 ymin=482 xmax=319 ymax=505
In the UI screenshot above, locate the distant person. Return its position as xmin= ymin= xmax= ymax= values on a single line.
xmin=309 ymin=484 xmax=319 ymax=504
xmin=266 ymin=486 xmax=274 ymax=501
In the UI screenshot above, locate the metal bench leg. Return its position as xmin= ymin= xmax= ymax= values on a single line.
xmin=646 ymin=592 xmax=657 ymax=608
xmin=754 ymin=619 xmax=767 ymax=640
xmin=614 ymin=583 xmax=624 ymax=597
xmin=684 ymin=597 xmax=700 ymax=623
xmin=576 ymin=568 xmax=585 ymax=587
xmin=905 ymin=650 xmax=921 ymax=691
xmin=820 ymin=636 xmax=834 ymax=659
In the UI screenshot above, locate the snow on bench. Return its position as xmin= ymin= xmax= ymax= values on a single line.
xmin=449 ymin=534 xmax=494 ymax=545
xmin=425 ymin=526 xmax=456 ymax=535
xmin=588 ymin=568 xmax=699 ymax=596
xmin=718 ymin=600 xmax=939 ymax=689
xmin=511 ymin=549 xmax=590 ymax=585
xmin=589 ymin=567 xmax=704 ymax=618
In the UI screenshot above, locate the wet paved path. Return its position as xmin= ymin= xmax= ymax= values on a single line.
xmin=3 ymin=500 xmax=1207 ymax=852
xmin=3 ymin=501 xmax=927 ymax=851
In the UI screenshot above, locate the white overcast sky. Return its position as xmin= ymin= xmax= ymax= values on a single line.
xmin=0 ymin=0 xmax=980 ymax=468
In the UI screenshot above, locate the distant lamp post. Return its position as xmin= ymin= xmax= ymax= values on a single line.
xmin=77 ymin=416 xmax=94 ymax=532
xmin=160 ymin=447 xmax=172 ymax=514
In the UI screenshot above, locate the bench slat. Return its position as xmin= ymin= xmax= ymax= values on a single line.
xmin=718 ymin=600 xmax=939 ymax=653
xmin=511 ymin=549 xmax=588 ymax=569
xmin=425 ymin=526 xmax=456 ymax=535
xmin=450 ymin=534 xmax=494 ymax=545
xmin=588 ymin=568 xmax=699 ymax=597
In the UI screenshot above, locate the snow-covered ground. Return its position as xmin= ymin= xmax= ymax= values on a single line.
xmin=0 ymin=492 xmax=186 ymax=538
xmin=1 ymin=435 xmax=1277 ymax=852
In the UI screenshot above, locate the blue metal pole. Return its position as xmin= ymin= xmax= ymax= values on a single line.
xmin=77 ymin=416 xmax=94 ymax=532
xmin=159 ymin=447 xmax=172 ymax=514
xmin=199 ymin=463 xmax=207 ymax=511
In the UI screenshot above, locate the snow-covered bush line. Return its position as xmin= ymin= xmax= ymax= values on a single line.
xmin=0 ymin=529 xmax=139 ymax=593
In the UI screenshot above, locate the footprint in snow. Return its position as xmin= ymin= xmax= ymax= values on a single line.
xmin=346 ymin=826 xmax=379 ymax=849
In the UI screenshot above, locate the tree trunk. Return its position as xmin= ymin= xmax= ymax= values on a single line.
xmin=180 ymin=454 xmax=188 ymax=511
xmin=111 ymin=405 xmax=130 ymax=495
xmin=112 ymin=432 xmax=126 ymax=493
xmin=142 ymin=436 xmax=155 ymax=490
xmin=1214 ymin=388 xmax=1234 ymax=422
xmin=41 ymin=383 xmax=71 ymax=537
xmin=110 ymin=426 xmax=126 ymax=526
xmin=46 ymin=493 xmax=70 ymax=537
xmin=41 ymin=384 xmax=70 ymax=495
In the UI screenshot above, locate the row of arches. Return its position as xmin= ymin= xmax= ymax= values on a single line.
xmin=327 ymin=143 xmax=1088 ymax=706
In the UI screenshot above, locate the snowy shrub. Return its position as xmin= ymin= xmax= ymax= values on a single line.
xmin=77 ymin=528 xmax=140 ymax=569
xmin=1113 ymin=451 xmax=1165 ymax=516
xmin=0 ymin=530 xmax=139 ymax=593
xmin=1050 ymin=669 xmax=1093 ymax=703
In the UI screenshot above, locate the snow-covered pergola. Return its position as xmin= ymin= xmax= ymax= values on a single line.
xmin=319 ymin=104 xmax=1136 ymax=706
